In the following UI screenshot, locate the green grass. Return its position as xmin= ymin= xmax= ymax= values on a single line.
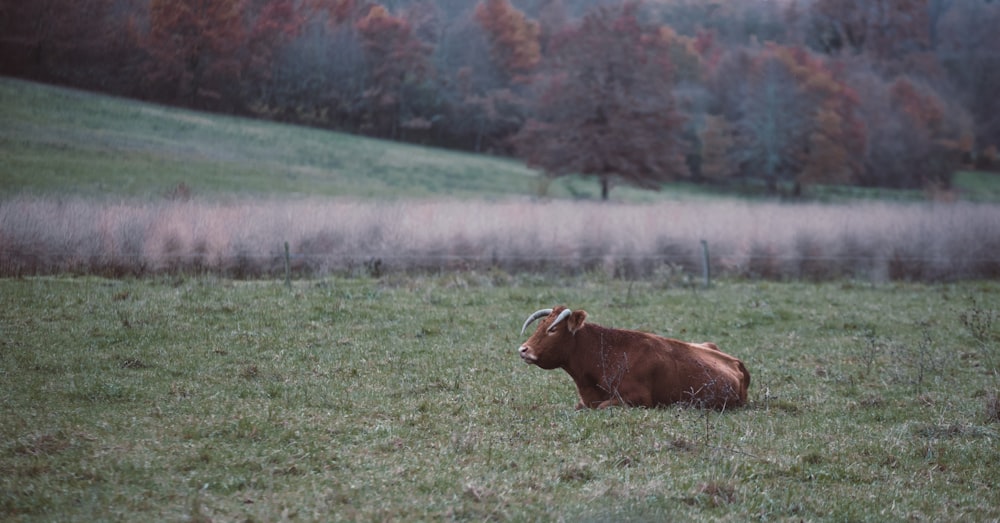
xmin=0 ymin=77 xmax=683 ymax=202
xmin=0 ymin=77 xmax=539 ymax=199
xmin=6 ymin=77 xmax=997 ymax=203
xmin=955 ymin=170 xmax=1000 ymax=202
xmin=2 ymin=275 xmax=997 ymax=521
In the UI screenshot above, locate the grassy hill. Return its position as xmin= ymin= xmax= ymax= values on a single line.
xmin=3 ymin=76 xmax=999 ymax=202
xmin=0 ymin=77 xmax=522 ymax=199
xmin=0 ymin=77 xmax=660 ymax=201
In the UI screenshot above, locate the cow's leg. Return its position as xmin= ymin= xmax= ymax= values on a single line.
xmin=576 ymin=385 xmax=610 ymax=409
xmin=596 ymin=398 xmax=623 ymax=409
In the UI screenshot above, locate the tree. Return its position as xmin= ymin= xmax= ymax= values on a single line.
xmin=0 ymin=0 xmax=139 ymax=92
xmin=809 ymin=0 xmax=931 ymax=65
xmin=697 ymin=114 xmax=738 ymax=182
xmin=709 ymin=43 xmax=865 ymax=194
xmin=512 ymin=3 xmax=689 ymax=200
xmin=850 ymin=70 xmax=971 ymax=189
xmin=800 ymin=104 xmax=853 ymax=187
xmin=242 ymin=0 xmax=305 ymax=104
xmin=143 ymin=0 xmax=248 ymax=108
xmin=433 ymin=10 xmax=510 ymax=151
xmin=730 ymin=48 xmax=812 ymax=192
xmin=935 ymin=1 xmax=1000 ymax=157
xmin=474 ymin=0 xmax=541 ymax=82
xmin=354 ymin=4 xmax=432 ymax=138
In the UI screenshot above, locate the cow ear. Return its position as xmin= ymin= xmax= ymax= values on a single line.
xmin=568 ymin=310 xmax=587 ymax=334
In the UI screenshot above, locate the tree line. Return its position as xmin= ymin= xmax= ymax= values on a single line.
xmin=2 ymin=0 xmax=998 ymax=197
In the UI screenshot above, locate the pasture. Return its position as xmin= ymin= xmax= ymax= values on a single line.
xmin=2 ymin=77 xmax=999 ymax=521
xmin=2 ymin=275 xmax=998 ymax=521
xmin=4 ymin=77 xmax=1000 ymax=203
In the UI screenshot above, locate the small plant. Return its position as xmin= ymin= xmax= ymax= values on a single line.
xmin=960 ymin=296 xmax=998 ymax=372
xmin=885 ymin=325 xmax=946 ymax=394
xmin=856 ymin=326 xmax=883 ymax=377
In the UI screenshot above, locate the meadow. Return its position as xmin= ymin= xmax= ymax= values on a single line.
xmin=3 ymin=78 xmax=1000 ymax=282
xmin=1 ymin=78 xmax=999 ymax=521
xmin=1 ymin=275 xmax=998 ymax=521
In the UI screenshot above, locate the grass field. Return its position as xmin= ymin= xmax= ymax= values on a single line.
xmin=4 ymin=76 xmax=1000 ymax=203
xmin=3 ymin=77 xmax=999 ymax=281
xmin=2 ymin=77 xmax=999 ymax=521
xmin=0 ymin=77 xmax=675 ymax=202
xmin=2 ymin=276 xmax=998 ymax=521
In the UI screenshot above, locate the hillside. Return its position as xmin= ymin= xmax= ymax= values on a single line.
xmin=2 ymin=77 xmax=998 ymax=203
xmin=0 ymin=77 xmax=554 ymax=200
xmin=1 ymin=77 xmax=713 ymax=202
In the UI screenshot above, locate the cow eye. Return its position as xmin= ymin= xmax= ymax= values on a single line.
xmin=546 ymin=325 xmax=558 ymax=333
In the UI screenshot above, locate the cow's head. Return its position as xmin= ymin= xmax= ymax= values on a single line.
xmin=518 ymin=306 xmax=588 ymax=369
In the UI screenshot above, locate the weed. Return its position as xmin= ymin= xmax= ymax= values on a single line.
xmin=856 ymin=326 xmax=884 ymax=377
xmin=960 ymin=295 xmax=998 ymax=372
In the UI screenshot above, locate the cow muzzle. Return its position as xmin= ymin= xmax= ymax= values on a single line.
xmin=518 ymin=345 xmax=538 ymax=364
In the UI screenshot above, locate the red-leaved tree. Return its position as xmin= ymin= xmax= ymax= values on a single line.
xmin=512 ymin=3 xmax=689 ymax=200
xmin=353 ymin=4 xmax=431 ymax=138
xmin=143 ymin=0 xmax=248 ymax=108
xmin=474 ymin=0 xmax=541 ymax=82
xmin=242 ymin=0 xmax=304 ymax=107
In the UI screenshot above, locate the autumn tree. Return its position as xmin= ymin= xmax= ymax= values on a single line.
xmin=354 ymin=4 xmax=432 ymax=138
xmin=422 ymin=4 xmax=529 ymax=152
xmin=709 ymin=43 xmax=864 ymax=194
xmin=241 ymin=0 xmax=304 ymax=109
xmin=143 ymin=0 xmax=248 ymax=108
xmin=474 ymin=0 xmax=541 ymax=82
xmin=450 ymin=68 xmax=525 ymax=153
xmin=743 ymin=58 xmax=809 ymax=191
xmin=512 ymin=3 xmax=689 ymax=200
xmin=800 ymin=104 xmax=853 ymax=187
xmin=697 ymin=115 xmax=737 ymax=182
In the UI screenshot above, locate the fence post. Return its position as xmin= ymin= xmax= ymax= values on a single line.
xmin=700 ymin=239 xmax=711 ymax=289
xmin=284 ymin=241 xmax=291 ymax=289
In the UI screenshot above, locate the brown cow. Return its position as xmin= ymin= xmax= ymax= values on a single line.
xmin=518 ymin=306 xmax=750 ymax=410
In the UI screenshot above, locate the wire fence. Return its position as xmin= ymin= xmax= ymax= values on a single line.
xmin=3 ymin=197 xmax=999 ymax=282
xmin=4 ymin=241 xmax=998 ymax=283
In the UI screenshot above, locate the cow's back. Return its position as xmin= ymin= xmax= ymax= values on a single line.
xmin=645 ymin=336 xmax=748 ymax=408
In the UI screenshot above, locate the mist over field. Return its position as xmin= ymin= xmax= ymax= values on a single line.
xmin=3 ymin=196 xmax=998 ymax=281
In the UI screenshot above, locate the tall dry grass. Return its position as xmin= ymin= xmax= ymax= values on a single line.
xmin=1 ymin=196 xmax=998 ymax=281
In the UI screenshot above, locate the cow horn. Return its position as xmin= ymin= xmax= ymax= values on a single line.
xmin=521 ymin=308 xmax=553 ymax=335
xmin=549 ymin=308 xmax=573 ymax=331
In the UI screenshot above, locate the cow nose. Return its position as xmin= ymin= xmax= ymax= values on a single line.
xmin=518 ymin=345 xmax=528 ymax=355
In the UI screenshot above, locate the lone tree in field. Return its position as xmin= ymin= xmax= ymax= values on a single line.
xmin=512 ymin=3 xmax=688 ymax=200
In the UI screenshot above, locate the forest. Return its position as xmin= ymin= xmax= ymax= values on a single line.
xmin=1 ymin=0 xmax=998 ymax=197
